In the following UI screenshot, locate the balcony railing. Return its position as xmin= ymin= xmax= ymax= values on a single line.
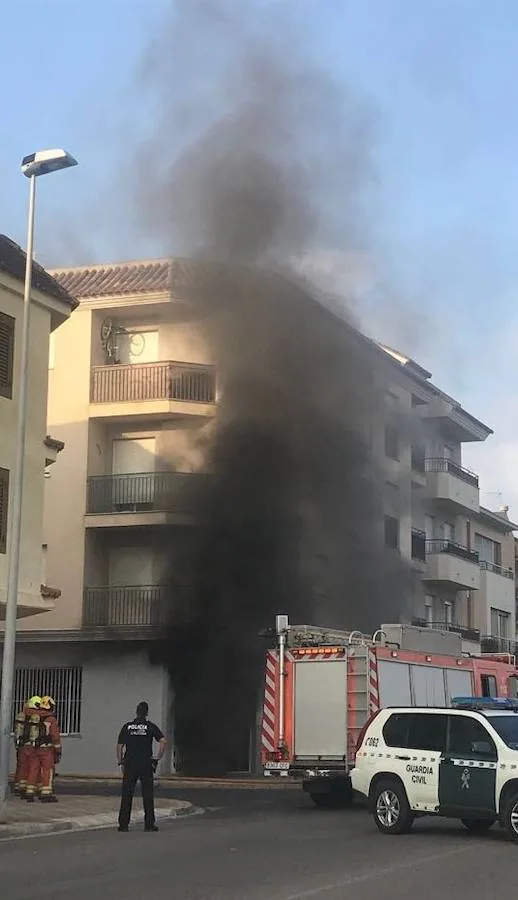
xmin=90 ymin=361 xmax=216 ymax=405
xmin=412 ymin=618 xmax=480 ymax=643
xmin=425 ymin=458 xmax=479 ymax=488
xmin=425 ymin=539 xmax=479 ymax=565
xmin=86 ymin=471 xmax=201 ymax=515
xmin=411 ymin=528 xmax=426 ymax=562
xmin=480 ymin=560 xmax=514 ymax=579
xmin=481 ymin=635 xmax=517 ymax=655
xmin=83 ymin=585 xmax=168 ymax=627
xmin=83 ymin=584 xmax=194 ymax=627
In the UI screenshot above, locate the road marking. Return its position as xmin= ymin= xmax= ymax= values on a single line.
xmin=283 ymin=845 xmax=474 ymax=899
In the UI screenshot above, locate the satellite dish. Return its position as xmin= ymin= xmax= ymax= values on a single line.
xmin=101 ymin=318 xmax=113 ymax=342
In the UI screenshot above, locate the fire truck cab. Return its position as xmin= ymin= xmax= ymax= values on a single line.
xmin=260 ymin=615 xmax=518 ymax=808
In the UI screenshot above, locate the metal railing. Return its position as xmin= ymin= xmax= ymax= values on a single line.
xmin=411 ymin=618 xmax=480 ymax=643
xmin=411 ymin=528 xmax=426 ymax=562
xmin=481 ymin=635 xmax=517 ymax=655
xmin=86 ymin=471 xmax=201 ymax=515
xmin=83 ymin=585 xmax=169 ymax=627
xmin=480 ymin=560 xmax=514 ymax=579
xmin=90 ymin=361 xmax=216 ymax=404
xmin=425 ymin=539 xmax=479 ymax=565
xmin=425 ymin=457 xmax=479 ymax=488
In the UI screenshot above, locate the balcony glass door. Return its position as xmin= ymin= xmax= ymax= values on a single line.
xmin=109 ymin=547 xmax=154 ymax=625
xmin=112 ymin=437 xmax=156 ymax=510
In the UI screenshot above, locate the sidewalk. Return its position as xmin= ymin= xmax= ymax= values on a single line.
xmin=0 ymin=794 xmax=194 ymax=839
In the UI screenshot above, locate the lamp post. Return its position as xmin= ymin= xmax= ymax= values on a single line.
xmin=0 ymin=150 xmax=77 ymax=820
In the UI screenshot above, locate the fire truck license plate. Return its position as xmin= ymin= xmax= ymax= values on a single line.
xmin=266 ymin=762 xmax=290 ymax=770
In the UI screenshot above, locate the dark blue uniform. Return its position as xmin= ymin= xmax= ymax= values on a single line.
xmin=117 ymin=717 xmax=164 ymax=831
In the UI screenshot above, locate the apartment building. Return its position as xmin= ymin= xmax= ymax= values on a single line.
xmin=377 ymin=346 xmax=517 ymax=652
xmin=7 ymin=255 xmax=516 ymax=775
xmin=0 ymin=234 xmax=76 ymax=619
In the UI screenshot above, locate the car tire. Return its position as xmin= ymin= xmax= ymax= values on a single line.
xmin=372 ymin=779 xmax=414 ymax=835
xmin=503 ymin=791 xmax=518 ymax=842
xmin=461 ymin=818 xmax=496 ymax=834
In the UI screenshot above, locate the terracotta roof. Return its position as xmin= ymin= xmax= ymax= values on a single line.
xmin=0 ymin=235 xmax=77 ymax=307
xmin=48 ymin=257 xmax=211 ymax=301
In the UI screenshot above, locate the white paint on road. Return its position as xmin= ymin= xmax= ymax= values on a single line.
xmin=282 ymin=845 xmax=474 ymax=899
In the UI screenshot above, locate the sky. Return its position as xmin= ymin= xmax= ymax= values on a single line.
xmin=2 ymin=0 xmax=518 ymax=516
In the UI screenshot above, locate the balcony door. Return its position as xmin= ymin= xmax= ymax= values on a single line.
xmin=109 ymin=547 xmax=154 ymax=625
xmin=112 ymin=437 xmax=156 ymax=510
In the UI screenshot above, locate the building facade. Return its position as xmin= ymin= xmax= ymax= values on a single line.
xmin=7 ymin=256 xmax=516 ymax=775
xmin=0 ymin=235 xmax=76 ymax=620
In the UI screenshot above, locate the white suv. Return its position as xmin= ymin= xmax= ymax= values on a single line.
xmin=351 ymin=699 xmax=518 ymax=841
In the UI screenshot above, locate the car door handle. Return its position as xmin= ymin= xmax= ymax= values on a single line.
xmin=395 ymin=755 xmax=411 ymax=761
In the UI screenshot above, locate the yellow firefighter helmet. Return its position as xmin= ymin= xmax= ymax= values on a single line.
xmin=27 ymin=696 xmax=41 ymax=709
xmin=40 ymin=695 xmax=55 ymax=710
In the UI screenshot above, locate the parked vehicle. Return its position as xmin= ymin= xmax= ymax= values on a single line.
xmin=261 ymin=615 xmax=518 ymax=808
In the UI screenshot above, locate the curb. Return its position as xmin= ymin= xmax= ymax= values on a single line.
xmin=0 ymin=801 xmax=197 ymax=840
xmin=55 ymin=776 xmax=301 ymax=790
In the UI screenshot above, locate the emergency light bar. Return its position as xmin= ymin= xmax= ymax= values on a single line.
xmin=452 ymin=696 xmax=518 ymax=712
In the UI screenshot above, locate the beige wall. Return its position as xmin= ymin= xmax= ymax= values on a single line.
xmin=18 ymin=304 xmax=93 ymax=631
xmin=0 ymin=276 xmax=68 ymax=616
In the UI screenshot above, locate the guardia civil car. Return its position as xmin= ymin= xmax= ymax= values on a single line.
xmin=351 ymin=697 xmax=518 ymax=841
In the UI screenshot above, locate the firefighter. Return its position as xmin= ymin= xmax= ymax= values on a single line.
xmin=116 ymin=701 xmax=166 ymax=832
xmin=13 ymin=695 xmax=41 ymax=797
xmin=25 ymin=695 xmax=62 ymax=803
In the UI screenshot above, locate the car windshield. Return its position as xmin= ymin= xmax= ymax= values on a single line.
xmin=486 ymin=715 xmax=518 ymax=749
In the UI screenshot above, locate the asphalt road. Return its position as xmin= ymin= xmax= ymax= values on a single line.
xmin=2 ymin=788 xmax=517 ymax=900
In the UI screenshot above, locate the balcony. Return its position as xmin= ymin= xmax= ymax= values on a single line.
xmin=82 ymin=584 xmax=193 ymax=632
xmin=412 ymin=618 xmax=481 ymax=644
xmin=480 ymin=635 xmax=517 ymax=656
xmin=425 ymin=458 xmax=479 ymax=513
xmin=89 ymin=361 xmax=216 ymax=421
xmin=85 ymin=471 xmax=201 ymax=527
xmin=424 ymin=539 xmax=480 ymax=590
xmin=83 ymin=585 xmax=168 ymax=629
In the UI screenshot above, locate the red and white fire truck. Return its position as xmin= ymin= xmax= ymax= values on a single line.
xmin=261 ymin=615 xmax=518 ymax=807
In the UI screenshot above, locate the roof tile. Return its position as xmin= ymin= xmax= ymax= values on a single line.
xmin=49 ymin=257 xmax=210 ymax=300
xmin=0 ymin=234 xmax=77 ymax=307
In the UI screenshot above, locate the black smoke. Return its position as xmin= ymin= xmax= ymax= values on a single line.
xmin=136 ymin=0 xmax=415 ymax=774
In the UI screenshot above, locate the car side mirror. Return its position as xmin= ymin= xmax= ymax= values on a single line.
xmin=472 ymin=741 xmax=493 ymax=756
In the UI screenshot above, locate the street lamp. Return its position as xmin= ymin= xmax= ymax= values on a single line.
xmin=0 ymin=149 xmax=77 ymax=820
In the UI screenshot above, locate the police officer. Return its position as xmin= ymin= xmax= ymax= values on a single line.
xmin=116 ymin=701 xmax=166 ymax=833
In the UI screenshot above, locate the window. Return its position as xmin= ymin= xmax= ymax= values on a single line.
xmin=486 ymin=714 xmax=518 ymax=749
xmin=443 ymin=600 xmax=453 ymax=626
xmin=408 ymin=713 xmax=448 ymax=752
xmin=384 ymin=515 xmax=399 ymax=550
xmin=508 ymin=676 xmax=518 ymax=699
xmin=490 ymin=608 xmax=509 ymax=639
xmin=480 ymin=674 xmax=498 ymax=698
xmin=411 ymin=445 xmax=425 ymax=474
xmin=441 ymin=522 xmax=455 ymax=542
xmin=384 ymin=425 xmax=399 ymax=460
xmin=447 ymin=715 xmax=497 ymax=760
xmin=475 ymin=534 xmax=502 ymax=567
xmin=0 ymin=468 xmax=8 ymax=554
xmin=0 ymin=312 xmax=15 ymax=399
xmin=383 ymin=713 xmax=411 ymax=747
xmin=424 ymin=595 xmax=434 ymax=625
xmin=9 ymin=667 xmax=83 ymax=735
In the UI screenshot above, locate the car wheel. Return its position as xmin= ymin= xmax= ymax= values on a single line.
xmin=461 ymin=818 xmax=496 ymax=834
xmin=503 ymin=792 xmax=518 ymax=842
xmin=372 ymin=779 xmax=414 ymax=835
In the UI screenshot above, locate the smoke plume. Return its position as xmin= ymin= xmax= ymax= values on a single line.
xmin=135 ymin=0 xmax=415 ymax=773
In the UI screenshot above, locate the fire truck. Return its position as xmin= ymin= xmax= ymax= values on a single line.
xmin=260 ymin=615 xmax=518 ymax=808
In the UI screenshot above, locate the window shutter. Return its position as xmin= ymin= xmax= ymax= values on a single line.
xmin=0 ymin=467 xmax=9 ymax=554
xmin=0 ymin=313 xmax=15 ymax=399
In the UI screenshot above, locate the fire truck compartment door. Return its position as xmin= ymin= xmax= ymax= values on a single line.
xmin=293 ymin=660 xmax=347 ymax=758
